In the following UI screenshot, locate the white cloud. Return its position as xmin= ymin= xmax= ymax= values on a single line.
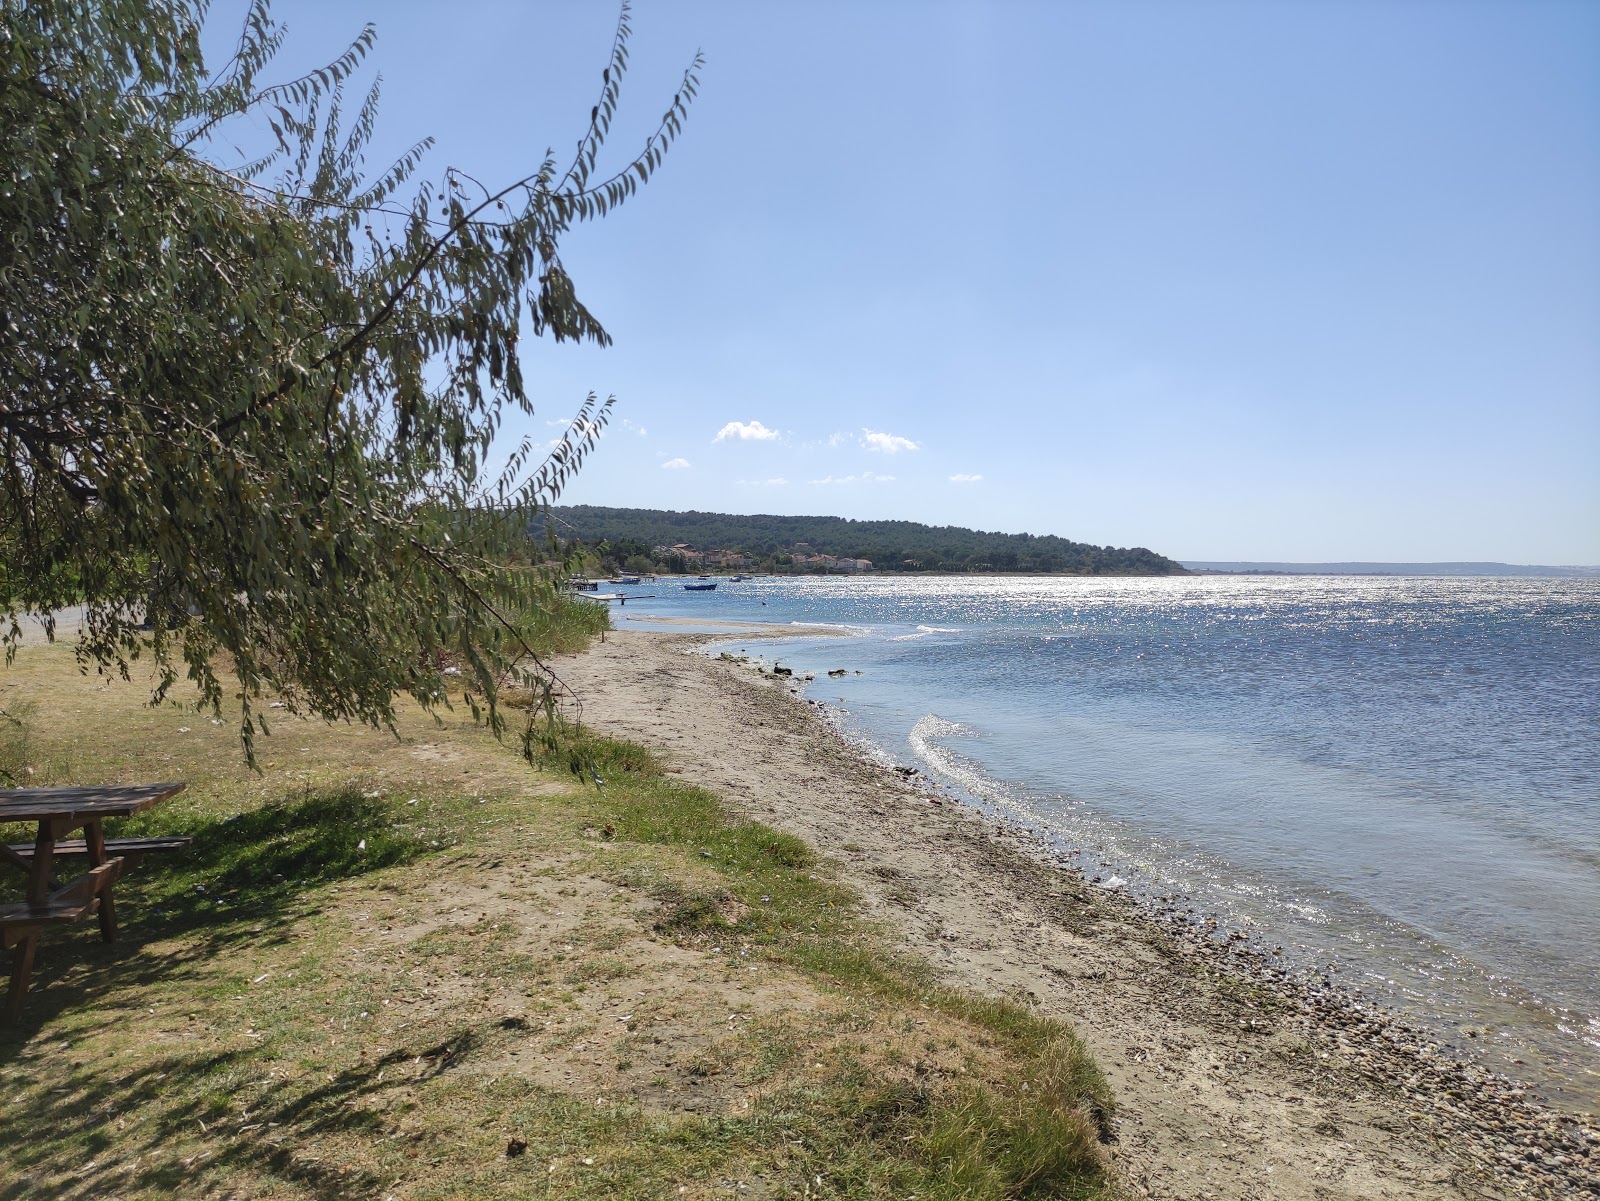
xmin=621 ymin=418 xmax=648 ymax=437
xmin=808 ymin=471 xmax=895 ymax=485
xmin=712 ymin=419 xmax=780 ymax=443
xmin=949 ymin=473 xmax=984 ymax=484
xmin=661 ymin=457 xmax=691 ymax=470
xmin=736 ymin=477 xmax=788 ymax=486
xmin=860 ymin=428 xmax=919 ymax=454
xmin=827 ymin=431 xmax=850 ymax=448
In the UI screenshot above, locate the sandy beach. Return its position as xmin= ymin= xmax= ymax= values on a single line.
xmin=556 ymin=627 xmax=1598 ymax=1201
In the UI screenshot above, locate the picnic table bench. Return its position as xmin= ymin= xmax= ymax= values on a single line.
xmin=0 ymin=784 xmax=189 ymax=1021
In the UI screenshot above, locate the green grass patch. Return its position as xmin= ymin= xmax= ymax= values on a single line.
xmin=528 ymin=722 xmax=1118 ymax=1199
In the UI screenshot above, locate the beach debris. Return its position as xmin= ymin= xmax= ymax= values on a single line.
xmin=1100 ymin=875 xmax=1129 ymax=891
xmin=773 ymin=665 xmax=793 ymax=677
xmin=894 ymin=766 xmax=919 ymax=777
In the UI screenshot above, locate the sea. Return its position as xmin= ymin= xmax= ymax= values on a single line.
xmin=612 ymin=574 xmax=1600 ymax=1111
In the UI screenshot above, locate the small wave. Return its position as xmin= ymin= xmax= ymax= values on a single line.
xmin=789 ymin=621 xmax=871 ymax=635
xmin=909 ymin=715 xmax=980 ymax=783
xmin=908 ymin=715 xmax=1018 ymax=811
xmin=1283 ymin=901 xmax=1331 ymax=923
xmin=890 ymin=624 xmax=963 ymax=641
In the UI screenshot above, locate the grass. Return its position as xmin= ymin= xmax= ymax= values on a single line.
xmin=0 ymin=639 xmax=1114 ymax=1200
xmin=517 ymin=591 xmax=613 ymax=658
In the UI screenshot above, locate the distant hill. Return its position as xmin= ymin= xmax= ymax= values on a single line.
xmin=540 ymin=506 xmax=1185 ymax=575
xmin=1184 ymin=561 xmax=1600 ymax=578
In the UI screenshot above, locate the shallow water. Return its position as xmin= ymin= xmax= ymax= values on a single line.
xmin=617 ymin=574 xmax=1600 ymax=1108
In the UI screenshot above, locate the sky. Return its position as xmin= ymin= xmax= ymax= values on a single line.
xmin=243 ymin=1 xmax=1598 ymax=563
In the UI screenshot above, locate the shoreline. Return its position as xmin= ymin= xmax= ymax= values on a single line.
xmin=556 ymin=627 xmax=1597 ymax=1201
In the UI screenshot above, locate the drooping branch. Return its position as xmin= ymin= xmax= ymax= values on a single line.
xmin=1 ymin=0 xmax=700 ymax=768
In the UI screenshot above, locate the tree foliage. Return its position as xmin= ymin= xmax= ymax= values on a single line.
xmin=542 ymin=506 xmax=1186 ymax=575
xmin=0 ymin=0 xmax=699 ymax=760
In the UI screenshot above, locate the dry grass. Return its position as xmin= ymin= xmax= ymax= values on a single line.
xmin=0 ymin=641 xmax=1113 ymax=1200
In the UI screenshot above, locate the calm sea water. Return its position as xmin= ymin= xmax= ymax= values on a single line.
xmin=616 ymin=575 xmax=1600 ymax=1107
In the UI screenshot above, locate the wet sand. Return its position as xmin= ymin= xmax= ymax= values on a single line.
xmin=555 ymin=627 xmax=1598 ymax=1201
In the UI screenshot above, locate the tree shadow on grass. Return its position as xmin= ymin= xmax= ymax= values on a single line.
xmin=126 ymin=785 xmax=432 ymax=933
xmin=0 ymin=1015 xmax=500 ymax=1200
xmin=2 ymin=782 xmax=429 ymax=935
xmin=0 ymin=785 xmax=487 ymax=1197
xmin=1 ymin=785 xmax=435 ymax=1025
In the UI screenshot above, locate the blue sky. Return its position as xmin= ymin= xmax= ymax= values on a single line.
xmin=250 ymin=1 xmax=1598 ymax=563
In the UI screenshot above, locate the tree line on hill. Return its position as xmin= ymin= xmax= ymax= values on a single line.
xmin=538 ymin=506 xmax=1185 ymax=575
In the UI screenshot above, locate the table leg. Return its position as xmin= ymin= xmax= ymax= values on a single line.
xmin=85 ymin=821 xmax=117 ymax=942
xmin=27 ymin=821 xmax=54 ymax=906
xmin=5 ymin=933 xmax=36 ymax=1022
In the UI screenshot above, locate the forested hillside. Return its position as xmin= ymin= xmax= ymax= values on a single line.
xmin=538 ymin=506 xmax=1185 ymax=575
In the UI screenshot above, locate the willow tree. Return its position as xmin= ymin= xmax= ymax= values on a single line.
xmin=0 ymin=0 xmax=698 ymax=761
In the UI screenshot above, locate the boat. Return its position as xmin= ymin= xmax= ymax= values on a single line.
xmin=682 ymin=582 xmax=717 ymax=591
xmin=619 ymin=576 xmax=641 ymax=585
xmin=730 ymin=574 xmax=747 ymax=582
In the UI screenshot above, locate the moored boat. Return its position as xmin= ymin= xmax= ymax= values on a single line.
xmin=682 ymin=582 xmax=717 ymax=591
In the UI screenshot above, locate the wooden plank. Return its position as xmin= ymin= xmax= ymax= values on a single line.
xmin=0 ymin=841 xmax=33 ymax=874
xmin=47 ymin=859 xmax=123 ymax=908
xmin=0 ymin=783 xmax=186 ymax=822
xmin=5 ymin=836 xmax=194 ymax=859
xmin=0 ymin=898 xmax=98 ymax=928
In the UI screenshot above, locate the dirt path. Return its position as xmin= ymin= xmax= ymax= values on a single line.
xmin=556 ymin=629 xmax=1596 ymax=1201
xmin=3 ymin=605 xmax=88 ymax=649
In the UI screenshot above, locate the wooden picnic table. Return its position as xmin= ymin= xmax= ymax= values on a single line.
xmin=0 ymin=783 xmax=186 ymax=1021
